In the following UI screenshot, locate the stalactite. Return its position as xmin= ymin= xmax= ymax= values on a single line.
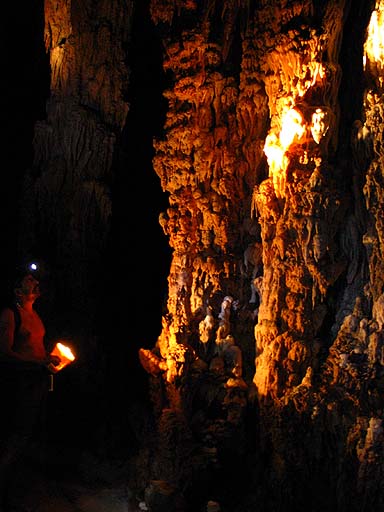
xmin=139 ymin=1 xmax=384 ymax=510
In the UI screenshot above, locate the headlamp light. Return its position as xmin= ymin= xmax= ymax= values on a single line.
xmin=28 ymin=262 xmax=38 ymax=272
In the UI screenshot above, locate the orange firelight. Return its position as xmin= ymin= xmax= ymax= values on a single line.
xmin=263 ymin=107 xmax=307 ymax=198
xmin=364 ymin=8 xmax=384 ymax=69
xmin=48 ymin=342 xmax=76 ymax=373
xmin=279 ymin=108 xmax=305 ymax=149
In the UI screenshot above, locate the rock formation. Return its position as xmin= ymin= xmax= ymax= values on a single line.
xmin=15 ymin=0 xmax=384 ymax=511
xmin=138 ymin=1 xmax=384 ymax=510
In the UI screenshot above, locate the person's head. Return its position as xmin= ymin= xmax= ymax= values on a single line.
xmin=14 ymin=274 xmax=40 ymax=303
xmin=13 ymin=262 xmax=43 ymax=303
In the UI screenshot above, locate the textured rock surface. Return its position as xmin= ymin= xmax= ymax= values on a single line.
xmin=138 ymin=0 xmax=384 ymax=510
xmin=20 ymin=0 xmax=132 ymax=316
xmin=15 ymin=0 xmax=384 ymax=511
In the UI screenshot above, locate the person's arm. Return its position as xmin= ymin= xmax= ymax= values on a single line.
xmin=0 ymin=308 xmax=46 ymax=364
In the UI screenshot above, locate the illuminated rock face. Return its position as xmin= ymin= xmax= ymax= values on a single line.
xmin=20 ymin=0 xmax=384 ymax=510
xmin=140 ymin=1 xmax=384 ymax=510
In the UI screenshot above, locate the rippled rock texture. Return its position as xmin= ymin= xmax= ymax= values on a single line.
xmin=140 ymin=1 xmax=384 ymax=510
xmin=21 ymin=0 xmax=384 ymax=511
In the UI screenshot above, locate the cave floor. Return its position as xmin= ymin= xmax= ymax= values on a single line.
xmin=3 ymin=450 xmax=144 ymax=512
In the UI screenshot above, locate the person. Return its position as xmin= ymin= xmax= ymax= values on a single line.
xmin=0 ymin=264 xmax=60 ymax=511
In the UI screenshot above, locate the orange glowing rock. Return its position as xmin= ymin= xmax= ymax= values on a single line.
xmin=310 ymin=107 xmax=330 ymax=144
xmin=263 ymin=106 xmax=308 ymax=198
xmin=279 ymin=108 xmax=305 ymax=149
xmin=365 ymin=9 xmax=384 ymax=68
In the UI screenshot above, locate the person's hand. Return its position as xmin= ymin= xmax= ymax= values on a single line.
xmin=48 ymin=354 xmax=61 ymax=366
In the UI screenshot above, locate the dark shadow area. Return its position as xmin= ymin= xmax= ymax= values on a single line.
xmin=101 ymin=0 xmax=171 ymax=381
xmin=336 ymin=0 xmax=375 ymax=172
xmin=77 ymin=0 xmax=172 ymax=464
xmin=1 ymin=0 xmax=49 ymax=299
xmin=113 ymin=0 xmax=171 ymax=347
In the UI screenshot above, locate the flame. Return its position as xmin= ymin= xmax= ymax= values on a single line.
xmin=56 ymin=342 xmax=75 ymax=361
xmin=49 ymin=342 xmax=76 ymax=373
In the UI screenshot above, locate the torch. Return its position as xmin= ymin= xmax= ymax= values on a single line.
xmin=47 ymin=342 xmax=76 ymax=373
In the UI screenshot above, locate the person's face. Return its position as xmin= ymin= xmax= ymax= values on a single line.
xmin=16 ymin=274 xmax=41 ymax=300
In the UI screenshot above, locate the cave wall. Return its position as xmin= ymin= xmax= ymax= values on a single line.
xmin=14 ymin=0 xmax=384 ymax=510
xmin=139 ymin=1 xmax=384 ymax=511
xmin=21 ymin=0 xmax=132 ymax=317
